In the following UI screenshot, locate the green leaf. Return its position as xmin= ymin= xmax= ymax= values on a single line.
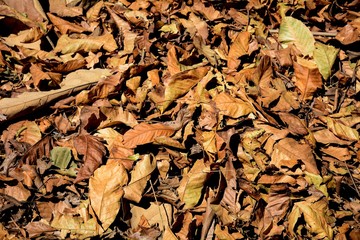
xmin=279 ymin=16 xmax=315 ymax=57
xmin=50 ymin=147 xmax=72 ymax=169
xmin=313 ymin=42 xmax=339 ymax=80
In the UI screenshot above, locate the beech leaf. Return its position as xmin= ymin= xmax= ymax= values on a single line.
xmin=279 ymin=16 xmax=315 ymax=56
xmin=89 ymin=160 xmax=128 ymax=234
xmin=123 ymin=123 xmax=175 ymax=148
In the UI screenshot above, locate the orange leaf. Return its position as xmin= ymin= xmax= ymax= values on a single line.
xmin=123 ymin=122 xmax=175 ymax=148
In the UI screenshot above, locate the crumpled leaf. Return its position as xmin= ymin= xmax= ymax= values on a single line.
xmin=89 ymin=160 xmax=128 ymax=234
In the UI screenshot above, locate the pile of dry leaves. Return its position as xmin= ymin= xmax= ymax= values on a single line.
xmin=0 ymin=0 xmax=360 ymax=239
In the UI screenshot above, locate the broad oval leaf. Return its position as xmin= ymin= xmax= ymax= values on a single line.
xmin=50 ymin=147 xmax=72 ymax=169
xmin=123 ymin=122 xmax=175 ymax=148
xmin=89 ymin=160 xmax=128 ymax=234
xmin=214 ymin=92 xmax=253 ymax=118
xmin=279 ymin=16 xmax=315 ymax=57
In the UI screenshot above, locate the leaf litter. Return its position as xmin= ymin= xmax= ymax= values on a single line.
xmin=0 ymin=0 xmax=360 ymax=239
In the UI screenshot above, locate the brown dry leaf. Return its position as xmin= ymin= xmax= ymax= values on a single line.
xmin=47 ymin=13 xmax=87 ymax=34
xmin=2 ymin=182 xmax=31 ymax=202
xmin=73 ymin=134 xmax=106 ymax=183
xmin=293 ymin=58 xmax=322 ymax=101
xmin=290 ymin=198 xmax=333 ymax=239
xmin=123 ymin=154 xmax=156 ymax=203
xmin=89 ymin=160 xmax=128 ymax=234
xmin=177 ymin=159 xmax=210 ymax=209
xmin=123 ymin=122 xmax=175 ymax=148
xmin=270 ymin=138 xmax=319 ymax=174
xmin=49 ymin=0 xmax=83 ymax=17
xmin=54 ymin=33 xmax=117 ymax=54
xmin=228 ymin=31 xmax=250 ymax=70
xmin=214 ymin=92 xmax=253 ymax=118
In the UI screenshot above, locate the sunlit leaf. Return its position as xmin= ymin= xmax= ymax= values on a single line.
xmin=89 ymin=160 xmax=128 ymax=234
xmin=279 ymin=16 xmax=315 ymax=56
xmin=177 ymin=159 xmax=210 ymax=209
xmin=293 ymin=58 xmax=322 ymax=101
xmin=313 ymin=42 xmax=339 ymax=80
xmin=123 ymin=123 xmax=175 ymax=148
xmin=214 ymin=92 xmax=253 ymax=118
xmin=123 ymin=154 xmax=156 ymax=203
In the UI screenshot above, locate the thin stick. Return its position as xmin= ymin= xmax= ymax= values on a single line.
xmin=344 ymin=161 xmax=360 ymax=198
xmin=149 ymin=179 xmax=166 ymax=231
xmin=269 ymin=29 xmax=337 ymax=37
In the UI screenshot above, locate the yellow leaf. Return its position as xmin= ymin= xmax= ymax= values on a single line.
xmin=177 ymin=159 xmax=209 ymax=209
xmin=279 ymin=16 xmax=315 ymax=56
xmin=313 ymin=42 xmax=339 ymax=80
xmin=89 ymin=161 xmax=128 ymax=234
xmin=296 ymin=200 xmax=333 ymax=239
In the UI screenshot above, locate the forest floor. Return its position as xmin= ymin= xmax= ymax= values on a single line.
xmin=0 ymin=0 xmax=360 ymax=239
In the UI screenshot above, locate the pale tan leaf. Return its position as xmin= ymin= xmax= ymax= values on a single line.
xmin=0 ymin=69 xmax=112 ymax=122
xmin=321 ymin=116 xmax=359 ymax=142
xmin=130 ymin=202 xmax=173 ymax=230
xmin=99 ymin=106 xmax=138 ymax=129
xmin=123 ymin=154 xmax=156 ymax=202
xmin=123 ymin=122 xmax=175 ymax=148
xmin=89 ymin=160 xmax=128 ymax=234
xmin=54 ymin=34 xmax=117 ymax=54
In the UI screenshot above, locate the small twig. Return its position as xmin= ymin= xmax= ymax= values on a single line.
xmin=149 ymin=179 xmax=166 ymax=231
xmin=344 ymin=161 xmax=360 ymax=198
xmin=269 ymin=29 xmax=337 ymax=37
